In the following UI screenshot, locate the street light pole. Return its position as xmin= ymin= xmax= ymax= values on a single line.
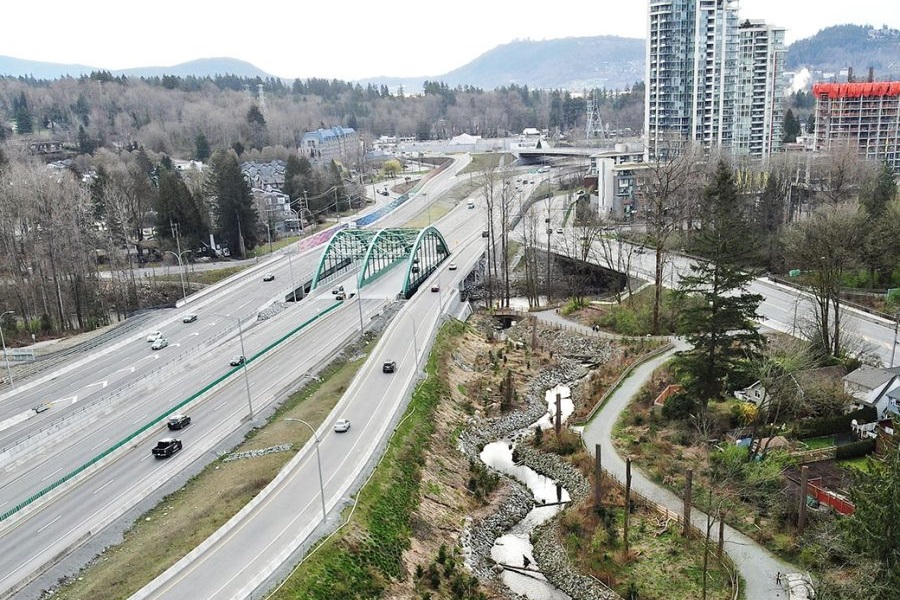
xmin=0 ymin=310 xmax=14 ymax=387
xmin=165 ymin=250 xmax=189 ymax=302
xmin=891 ymin=317 xmax=899 ymax=368
xmin=216 ymin=314 xmax=254 ymax=420
xmin=284 ymin=418 xmax=327 ymax=523
xmin=357 ymin=286 xmax=365 ymax=332
xmin=286 ymin=251 xmax=298 ymax=302
xmin=265 ymin=222 xmax=273 ymax=255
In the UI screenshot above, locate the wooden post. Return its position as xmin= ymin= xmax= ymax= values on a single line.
xmin=717 ymin=511 xmax=725 ymax=559
xmin=798 ymin=465 xmax=809 ymax=534
xmin=684 ymin=469 xmax=693 ymax=536
xmin=594 ymin=443 xmax=602 ymax=508
xmin=505 ymin=370 xmax=512 ymax=409
xmin=624 ymin=458 xmax=632 ymax=556
xmin=555 ymin=392 xmax=562 ymax=435
xmin=531 ymin=316 xmax=537 ymax=350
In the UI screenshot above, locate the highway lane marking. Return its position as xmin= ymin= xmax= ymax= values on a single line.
xmin=116 ymin=366 xmax=137 ymax=374
xmin=36 ymin=515 xmax=61 ymax=534
xmin=93 ymin=479 xmax=115 ymax=494
xmin=0 ymin=410 xmax=34 ymax=433
xmin=40 ymin=467 xmax=64 ymax=483
xmin=88 ymin=438 xmax=110 ymax=452
xmin=84 ymin=380 xmax=108 ymax=390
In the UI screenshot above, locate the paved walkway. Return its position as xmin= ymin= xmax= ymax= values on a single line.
xmin=575 ymin=341 xmax=798 ymax=600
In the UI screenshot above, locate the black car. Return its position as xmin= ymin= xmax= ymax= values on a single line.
xmin=167 ymin=414 xmax=191 ymax=430
xmin=382 ymin=360 xmax=397 ymax=373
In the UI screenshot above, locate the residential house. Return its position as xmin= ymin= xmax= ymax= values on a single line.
xmin=735 ymin=366 xmax=847 ymax=408
xmin=842 ymin=366 xmax=900 ymax=419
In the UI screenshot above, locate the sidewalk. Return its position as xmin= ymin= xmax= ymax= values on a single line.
xmin=579 ymin=341 xmax=799 ymax=600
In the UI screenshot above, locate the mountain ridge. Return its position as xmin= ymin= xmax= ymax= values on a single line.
xmin=1 ymin=24 xmax=897 ymax=90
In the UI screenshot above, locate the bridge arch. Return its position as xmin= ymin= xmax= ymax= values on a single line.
xmin=400 ymin=226 xmax=450 ymax=298
xmin=310 ymin=228 xmax=375 ymax=290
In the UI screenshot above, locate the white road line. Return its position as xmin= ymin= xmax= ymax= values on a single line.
xmin=39 ymin=467 xmax=63 ymax=483
xmin=93 ymin=479 xmax=115 ymax=494
xmin=36 ymin=515 xmax=61 ymax=534
xmin=89 ymin=438 xmax=110 ymax=452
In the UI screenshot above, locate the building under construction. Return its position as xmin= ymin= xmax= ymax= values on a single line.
xmin=813 ymin=81 xmax=900 ymax=173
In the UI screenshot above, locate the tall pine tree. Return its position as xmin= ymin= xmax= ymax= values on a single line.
xmin=675 ymin=160 xmax=763 ymax=408
xmin=209 ymin=150 xmax=257 ymax=257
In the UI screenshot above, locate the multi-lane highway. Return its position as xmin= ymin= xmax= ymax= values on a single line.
xmin=0 ymin=154 xmax=483 ymax=598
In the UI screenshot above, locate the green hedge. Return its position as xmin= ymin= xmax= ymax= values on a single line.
xmin=792 ymin=406 xmax=877 ymax=439
xmin=835 ymin=438 xmax=876 ymax=459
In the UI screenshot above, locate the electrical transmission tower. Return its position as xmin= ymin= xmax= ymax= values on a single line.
xmin=585 ymin=92 xmax=606 ymax=143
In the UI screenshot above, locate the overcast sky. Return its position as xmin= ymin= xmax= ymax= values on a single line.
xmin=2 ymin=1 xmax=897 ymax=81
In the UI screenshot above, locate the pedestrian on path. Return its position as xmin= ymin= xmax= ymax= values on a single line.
xmin=776 ymin=571 xmax=781 ymax=585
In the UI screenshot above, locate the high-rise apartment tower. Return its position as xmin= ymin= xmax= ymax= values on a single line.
xmin=645 ymin=0 xmax=740 ymax=159
xmin=733 ymin=19 xmax=785 ymax=158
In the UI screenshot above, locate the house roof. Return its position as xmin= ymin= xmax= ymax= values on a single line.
xmin=842 ymin=367 xmax=898 ymax=390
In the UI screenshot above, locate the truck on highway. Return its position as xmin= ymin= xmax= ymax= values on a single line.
xmin=152 ymin=438 xmax=183 ymax=459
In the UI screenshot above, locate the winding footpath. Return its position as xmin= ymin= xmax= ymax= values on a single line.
xmin=534 ymin=310 xmax=799 ymax=600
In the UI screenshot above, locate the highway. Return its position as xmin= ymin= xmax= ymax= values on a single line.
xmin=0 ymin=154 xmax=481 ymax=598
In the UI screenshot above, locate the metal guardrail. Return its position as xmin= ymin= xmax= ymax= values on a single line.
xmin=0 ymin=302 xmax=343 ymax=523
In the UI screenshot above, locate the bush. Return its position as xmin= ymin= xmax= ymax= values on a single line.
xmin=835 ymin=438 xmax=876 ymax=459
xmin=792 ymin=406 xmax=877 ymax=438
xmin=662 ymin=391 xmax=697 ymax=421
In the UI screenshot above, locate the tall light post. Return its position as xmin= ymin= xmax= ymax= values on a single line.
xmin=264 ymin=222 xmax=273 ymax=255
xmin=0 ymin=310 xmax=14 ymax=388
xmin=891 ymin=316 xmax=899 ymax=368
xmin=286 ymin=251 xmax=299 ymax=302
xmin=165 ymin=250 xmax=190 ymax=302
xmin=284 ymin=417 xmax=327 ymax=523
xmin=287 ymin=207 xmax=302 ymax=236
xmin=216 ymin=314 xmax=254 ymax=420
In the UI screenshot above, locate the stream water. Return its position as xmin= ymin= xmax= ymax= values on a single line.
xmin=480 ymin=386 xmax=574 ymax=600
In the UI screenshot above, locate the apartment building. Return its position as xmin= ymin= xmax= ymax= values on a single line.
xmin=300 ymin=126 xmax=358 ymax=164
xmin=645 ymin=0 xmax=739 ymax=159
xmin=813 ymin=81 xmax=900 ymax=173
xmin=733 ymin=19 xmax=785 ymax=158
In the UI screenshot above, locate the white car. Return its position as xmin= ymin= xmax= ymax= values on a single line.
xmin=334 ymin=418 xmax=351 ymax=433
xmin=146 ymin=331 xmax=162 ymax=343
xmin=151 ymin=338 xmax=168 ymax=350
xmin=448 ymin=262 xmax=457 ymax=270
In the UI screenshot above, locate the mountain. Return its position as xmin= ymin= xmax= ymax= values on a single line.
xmin=361 ymin=36 xmax=645 ymax=92
xmin=114 ymin=58 xmax=271 ymax=79
xmin=784 ymin=24 xmax=900 ymax=79
xmin=0 ymin=56 xmax=272 ymax=80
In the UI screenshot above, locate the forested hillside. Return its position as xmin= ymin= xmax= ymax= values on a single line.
xmin=785 ymin=24 xmax=900 ymax=77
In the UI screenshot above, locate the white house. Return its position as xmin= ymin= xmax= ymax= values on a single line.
xmin=842 ymin=366 xmax=900 ymax=419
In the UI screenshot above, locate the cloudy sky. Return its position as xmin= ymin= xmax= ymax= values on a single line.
xmin=2 ymin=1 xmax=897 ymax=80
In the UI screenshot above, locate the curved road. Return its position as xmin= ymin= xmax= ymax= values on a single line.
xmin=538 ymin=308 xmax=799 ymax=599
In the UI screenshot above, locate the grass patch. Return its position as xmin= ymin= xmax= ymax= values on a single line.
xmin=836 ymin=456 xmax=872 ymax=473
xmin=458 ymin=152 xmax=515 ymax=174
xmin=800 ymin=435 xmax=836 ymax=450
xmin=268 ymin=320 xmax=467 ymax=600
xmin=246 ymin=235 xmax=302 ymax=258
xmin=53 ymin=342 xmax=375 ymax=600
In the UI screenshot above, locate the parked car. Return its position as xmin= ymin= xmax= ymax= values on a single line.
xmin=263 ymin=273 xmax=275 ymax=282
xmin=230 ymin=355 xmax=246 ymax=367
xmin=166 ymin=414 xmax=191 ymax=430
xmin=448 ymin=262 xmax=457 ymax=270
xmin=151 ymin=338 xmax=168 ymax=350
xmin=146 ymin=331 xmax=162 ymax=342
xmin=152 ymin=438 xmax=182 ymax=458
xmin=334 ymin=418 xmax=351 ymax=433
xmin=382 ymin=360 xmax=397 ymax=373
xmin=182 ymin=313 xmax=198 ymax=323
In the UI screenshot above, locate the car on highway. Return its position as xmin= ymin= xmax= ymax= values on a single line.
xmin=262 ymin=273 xmax=275 ymax=282
xmin=332 ymin=285 xmax=344 ymax=294
xmin=334 ymin=418 xmax=351 ymax=433
xmin=182 ymin=313 xmax=198 ymax=323
xmin=146 ymin=331 xmax=162 ymax=342
xmin=431 ymin=284 xmax=440 ymax=292
xmin=382 ymin=360 xmax=397 ymax=373
xmin=448 ymin=262 xmax=457 ymax=270
xmin=378 ymin=188 xmax=390 ymax=196
xmin=230 ymin=355 xmax=246 ymax=367
xmin=152 ymin=438 xmax=182 ymax=458
xmin=166 ymin=414 xmax=191 ymax=430
xmin=335 ymin=292 xmax=346 ymax=300
xmin=556 ymin=228 xmax=563 ymax=234
xmin=151 ymin=338 xmax=168 ymax=350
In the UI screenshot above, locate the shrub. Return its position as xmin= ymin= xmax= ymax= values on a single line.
xmin=835 ymin=438 xmax=875 ymax=459
xmin=662 ymin=391 xmax=697 ymax=421
xmin=792 ymin=406 xmax=877 ymax=438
